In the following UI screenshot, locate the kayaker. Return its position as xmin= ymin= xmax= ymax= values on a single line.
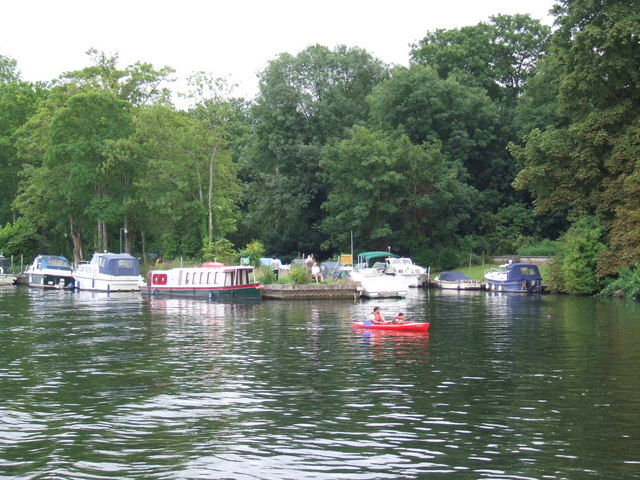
xmin=393 ymin=312 xmax=406 ymax=324
xmin=370 ymin=306 xmax=387 ymax=324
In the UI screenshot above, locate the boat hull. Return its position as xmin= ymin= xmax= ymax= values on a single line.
xmin=434 ymin=280 xmax=483 ymax=290
xmin=485 ymin=280 xmax=541 ymax=293
xmin=28 ymin=273 xmax=75 ymax=289
xmin=349 ymin=272 xmax=408 ymax=298
xmin=0 ymin=274 xmax=17 ymax=286
xmin=140 ymin=284 xmax=262 ymax=299
xmin=73 ymin=275 xmax=140 ymax=292
xmin=352 ymin=321 xmax=430 ymax=332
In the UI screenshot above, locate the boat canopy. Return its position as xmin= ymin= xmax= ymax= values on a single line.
xmin=36 ymin=255 xmax=72 ymax=270
xmin=357 ymin=251 xmax=399 ymax=265
xmin=438 ymin=271 xmax=472 ymax=281
xmin=94 ymin=253 xmax=140 ymax=276
xmin=504 ymin=263 xmax=542 ymax=281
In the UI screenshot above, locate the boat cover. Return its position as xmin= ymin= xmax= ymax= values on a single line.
xmin=504 ymin=263 xmax=542 ymax=281
xmin=438 ymin=271 xmax=472 ymax=281
xmin=37 ymin=255 xmax=72 ymax=270
xmin=97 ymin=253 xmax=140 ymax=276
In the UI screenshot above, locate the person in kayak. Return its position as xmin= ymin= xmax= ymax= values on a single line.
xmin=370 ymin=306 xmax=387 ymax=324
xmin=393 ymin=312 xmax=406 ymax=324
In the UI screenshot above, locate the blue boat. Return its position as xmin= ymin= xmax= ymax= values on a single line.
xmin=25 ymin=254 xmax=75 ymax=289
xmin=484 ymin=262 xmax=542 ymax=293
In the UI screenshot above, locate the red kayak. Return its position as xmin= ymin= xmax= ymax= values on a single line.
xmin=352 ymin=321 xmax=430 ymax=332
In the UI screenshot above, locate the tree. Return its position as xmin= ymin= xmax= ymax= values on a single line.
xmin=184 ymin=73 xmax=246 ymax=245
xmin=245 ymin=44 xmax=389 ymax=257
xmin=410 ymin=15 xmax=551 ymax=103
xmin=367 ymin=65 xmax=503 ymax=193
xmin=0 ymin=53 xmax=20 ymax=83
xmin=0 ymin=80 xmax=44 ymax=224
xmin=59 ymin=49 xmax=175 ymax=106
xmin=512 ymin=0 xmax=640 ymax=274
xmin=547 ymin=216 xmax=606 ymax=294
xmin=14 ymin=91 xmax=133 ymax=262
xmin=319 ymin=126 xmax=476 ymax=254
xmin=128 ymin=103 xmax=241 ymax=259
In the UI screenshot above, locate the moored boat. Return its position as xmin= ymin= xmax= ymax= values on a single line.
xmin=484 ymin=261 xmax=542 ymax=293
xmin=349 ymin=251 xmax=408 ymax=298
xmin=25 ymin=254 xmax=75 ymax=289
xmin=352 ymin=321 xmax=430 ymax=332
xmin=73 ymin=252 xmax=141 ymax=292
xmin=0 ymin=255 xmax=17 ymax=285
xmin=384 ymin=256 xmax=429 ymax=287
xmin=140 ymin=262 xmax=263 ymax=299
xmin=433 ymin=271 xmax=483 ymax=290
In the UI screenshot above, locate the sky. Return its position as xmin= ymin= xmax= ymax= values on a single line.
xmin=2 ymin=0 xmax=557 ymax=101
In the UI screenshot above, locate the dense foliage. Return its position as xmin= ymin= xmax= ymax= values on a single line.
xmin=0 ymin=1 xmax=638 ymax=296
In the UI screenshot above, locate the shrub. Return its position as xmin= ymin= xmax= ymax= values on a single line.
xmin=0 ymin=218 xmax=40 ymax=258
xmin=288 ymin=264 xmax=312 ymax=284
xmin=237 ymin=240 xmax=266 ymax=268
xmin=548 ymin=216 xmax=606 ymax=294
xmin=202 ymin=238 xmax=236 ymax=264
xmin=257 ymin=266 xmax=277 ymax=284
xmin=439 ymin=248 xmax=461 ymax=271
xmin=599 ymin=267 xmax=640 ymax=300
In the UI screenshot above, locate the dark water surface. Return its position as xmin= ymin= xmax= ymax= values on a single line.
xmin=1 ymin=286 xmax=639 ymax=479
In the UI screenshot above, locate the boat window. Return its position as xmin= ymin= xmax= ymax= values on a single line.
xmin=520 ymin=267 xmax=537 ymax=276
xmin=224 ymin=272 xmax=234 ymax=287
xmin=185 ymin=272 xmax=190 ymax=285
xmin=206 ymin=272 xmax=211 ymax=284
xmin=199 ymin=272 xmax=203 ymax=284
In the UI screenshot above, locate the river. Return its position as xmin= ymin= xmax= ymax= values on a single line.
xmin=1 ymin=286 xmax=639 ymax=479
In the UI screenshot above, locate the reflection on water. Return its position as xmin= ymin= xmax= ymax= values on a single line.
xmin=1 ymin=287 xmax=639 ymax=479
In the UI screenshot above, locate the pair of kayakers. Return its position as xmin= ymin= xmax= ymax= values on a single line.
xmin=370 ymin=306 xmax=406 ymax=324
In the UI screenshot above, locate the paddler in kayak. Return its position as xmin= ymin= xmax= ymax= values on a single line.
xmin=370 ymin=306 xmax=387 ymax=324
xmin=393 ymin=312 xmax=406 ymax=324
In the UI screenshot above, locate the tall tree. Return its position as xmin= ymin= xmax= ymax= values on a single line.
xmin=410 ymin=14 xmax=551 ymax=103
xmin=511 ymin=0 xmax=640 ymax=275
xmin=59 ymin=49 xmax=175 ymax=106
xmin=0 ymin=65 xmax=44 ymax=224
xmin=367 ymin=65 xmax=503 ymax=194
xmin=184 ymin=73 xmax=246 ymax=245
xmin=128 ymin=103 xmax=241 ymax=259
xmin=14 ymin=91 xmax=133 ymax=262
xmin=319 ymin=126 xmax=476 ymax=255
xmin=246 ymin=44 xmax=389 ymax=257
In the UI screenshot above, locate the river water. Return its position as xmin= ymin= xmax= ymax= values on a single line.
xmin=1 ymin=285 xmax=639 ymax=479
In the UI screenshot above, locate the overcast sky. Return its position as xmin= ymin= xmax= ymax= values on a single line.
xmin=2 ymin=0 xmax=557 ymax=100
